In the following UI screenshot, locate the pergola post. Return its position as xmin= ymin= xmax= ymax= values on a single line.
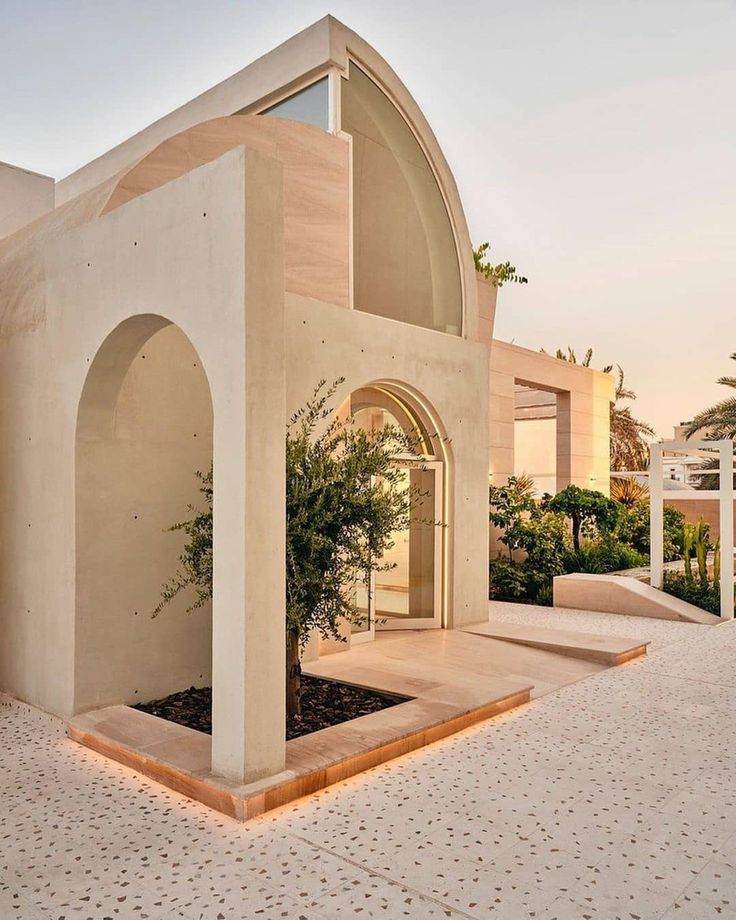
xmin=719 ymin=440 xmax=734 ymax=620
xmin=649 ymin=442 xmax=664 ymax=589
xmin=650 ymin=438 xmax=734 ymax=619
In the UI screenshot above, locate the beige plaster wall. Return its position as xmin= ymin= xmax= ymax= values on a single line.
xmin=0 ymin=20 xmax=487 ymax=785
xmin=0 ymin=146 xmax=287 ymax=783
xmin=515 ymin=416 xmax=557 ymax=496
xmin=75 ymin=324 xmax=213 ymax=711
xmin=475 ymin=276 xmax=498 ymax=345
xmin=0 ymin=162 xmax=54 ymax=240
xmin=103 ymin=116 xmax=350 ymax=310
xmin=52 ymin=15 xmax=478 ymax=337
xmin=489 ymin=340 xmax=613 ymax=495
xmin=285 ymin=295 xmax=491 ymax=630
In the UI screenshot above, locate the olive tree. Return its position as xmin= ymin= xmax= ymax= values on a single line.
xmin=155 ymin=378 xmax=433 ymax=720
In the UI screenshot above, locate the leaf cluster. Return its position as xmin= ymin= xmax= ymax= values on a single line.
xmin=473 ymin=242 xmax=528 ymax=288
xmin=152 ymin=468 xmax=213 ymax=618
xmin=285 ymin=379 xmax=433 ymax=646
xmin=154 ymin=380 xmax=437 ymax=648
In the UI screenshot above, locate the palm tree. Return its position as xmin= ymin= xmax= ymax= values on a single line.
xmin=686 ymin=353 xmax=736 ymax=441
xmin=685 ymin=352 xmax=736 ymax=488
xmin=610 ymin=367 xmax=655 ymax=471
xmin=543 ymin=347 xmax=654 ymax=472
xmin=610 ymin=476 xmax=649 ymax=507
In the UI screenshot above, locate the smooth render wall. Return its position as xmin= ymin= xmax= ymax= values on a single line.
xmin=0 ymin=162 xmax=54 ymax=240
xmin=515 ymin=416 xmax=557 ymax=496
xmin=285 ymin=293 xmax=491 ymax=629
xmin=75 ymin=324 xmax=214 ymax=711
xmin=489 ymin=340 xmax=614 ymax=495
xmin=0 ymin=148 xmax=278 ymax=728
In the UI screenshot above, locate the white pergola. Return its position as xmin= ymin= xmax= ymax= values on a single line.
xmin=650 ymin=439 xmax=734 ymax=620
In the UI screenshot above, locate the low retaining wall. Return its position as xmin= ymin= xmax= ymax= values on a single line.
xmin=553 ymin=573 xmax=720 ymax=625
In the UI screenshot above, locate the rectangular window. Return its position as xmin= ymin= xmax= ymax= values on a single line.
xmin=261 ymin=77 xmax=329 ymax=131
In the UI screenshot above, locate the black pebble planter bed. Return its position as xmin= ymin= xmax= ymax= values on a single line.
xmin=132 ymin=675 xmax=405 ymax=741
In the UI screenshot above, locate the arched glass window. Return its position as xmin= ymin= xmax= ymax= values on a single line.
xmin=350 ymin=386 xmax=435 ymax=458
xmin=341 ymin=62 xmax=463 ymax=335
xmin=348 ymin=386 xmax=442 ymax=636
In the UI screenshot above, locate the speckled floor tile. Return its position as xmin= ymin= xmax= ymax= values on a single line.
xmin=313 ymin=873 xmax=466 ymax=918
xmin=5 ymin=608 xmax=736 ymax=919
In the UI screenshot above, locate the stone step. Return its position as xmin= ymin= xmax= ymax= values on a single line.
xmin=463 ymin=620 xmax=648 ymax=665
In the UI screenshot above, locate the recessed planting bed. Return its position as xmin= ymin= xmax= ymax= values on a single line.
xmin=132 ymin=675 xmax=406 ymax=740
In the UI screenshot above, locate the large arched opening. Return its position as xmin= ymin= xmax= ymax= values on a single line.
xmin=75 ymin=314 xmax=213 ymax=713
xmin=345 ymin=382 xmax=450 ymax=641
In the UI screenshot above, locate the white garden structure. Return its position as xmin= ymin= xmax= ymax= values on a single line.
xmin=650 ymin=440 xmax=735 ymax=620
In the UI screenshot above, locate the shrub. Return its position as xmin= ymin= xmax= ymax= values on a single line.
xmin=489 ymin=557 xmax=528 ymax=600
xmin=543 ymin=485 xmax=619 ymax=552
xmin=489 ymin=476 xmax=536 ymax=557
xmin=662 ymin=571 xmax=721 ymax=616
xmin=616 ymin=503 xmax=683 ymax=562
xmin=521 ymin=511 xmax=571 ymax=594
xmin=489 ymin=480 xmax=571 ymax=603
xmin=564 ymin=538 xmax=648 ymax=575
xmin=535 ymin=584 xmax=554 ymax=607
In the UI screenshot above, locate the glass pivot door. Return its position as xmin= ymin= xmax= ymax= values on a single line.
xmin=351 ymin=462 xmax=442 ymax=640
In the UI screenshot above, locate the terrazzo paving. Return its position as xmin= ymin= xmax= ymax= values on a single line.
xmin=2 ymin=605 xmax=735 ymax=919
xmin=488 ymin=599 xmax=702 ymax=651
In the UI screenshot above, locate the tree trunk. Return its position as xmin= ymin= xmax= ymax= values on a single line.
xmin=285 ymin=629 xmax=302 ymax=720
xmin=572 ymin=511 xmax=581 ymax=553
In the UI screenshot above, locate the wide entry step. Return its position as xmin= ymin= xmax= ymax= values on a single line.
xmin=462 ymin=620 xmax=648 ymax=666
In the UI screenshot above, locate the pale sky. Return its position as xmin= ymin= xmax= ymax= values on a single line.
xmin=3 ymin=0 xmax=734 ymax=435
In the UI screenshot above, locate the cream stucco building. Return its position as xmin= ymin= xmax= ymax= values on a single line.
xmin=0 ymin=17 xmax=612 ymax=786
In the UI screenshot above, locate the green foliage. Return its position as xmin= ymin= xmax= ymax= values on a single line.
xmin=662 ymin=516 xmax=731 ymax=616
xmin=489 ymin=476 xmax=537 ymax=558
xmin=489 ymin=479 xmax=675 ymax=604
xmin=153 ymin=468 xmax=213 ymax=618
xmin=615 ymin=502 xmax=684 ymax=562
xmin=542 ymin=346 xmax=596 ymax=367
xmin=686 ymin=350 xmax=736 ymax=441
xmin=662 ymin=571 xmax=722 ymax=616
xmin=489 ymin=557 xmax=528 ymax=600
xmin=563 ymin=537 xmax=647 ymax=575
xmin=473 ymin=242 xmax=528 ymax=288
xmin=535 ymin=584 xmax=554 ymax=607
xmin=155 ymin=378 xmax=433 ymax=717
xmin=521 ymin=511 xmax=572 ymax=594
xmin=285 ymin=379 xmax=429 ymax=649
xmin=489 ymin=479 xmax=570 ymax=601
xmin=543 ymin=485 xmax=619 ymax=553
xmin=684 ymin=353 xmax=736 ymax=488
xmin=682 ymin=517 xmax=711 ymax=587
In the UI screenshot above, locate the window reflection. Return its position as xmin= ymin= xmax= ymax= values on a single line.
xmin=341 ymin=62 xmax=462 ymax=335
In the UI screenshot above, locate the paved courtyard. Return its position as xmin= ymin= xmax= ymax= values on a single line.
xmin=2 ymin=607 xmax=736 ymax=919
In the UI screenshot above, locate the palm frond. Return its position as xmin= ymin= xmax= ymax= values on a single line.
xmin=686 ymin=397 xmax=736 ymax=439
xmin=610 ymin=477 xmax=649 ymax=507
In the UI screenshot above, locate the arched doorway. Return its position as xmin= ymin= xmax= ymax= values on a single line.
xmin=75 ymin=314 xmax=213 ymax=713
xmin=348 ymin=385 xmax=445 ymax=641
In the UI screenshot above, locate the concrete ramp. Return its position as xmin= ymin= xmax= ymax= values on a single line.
xmin=553 ymin=573 xmax=721 ymax=625
xmin=463 ymin=620 xmax=648 ymax=665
